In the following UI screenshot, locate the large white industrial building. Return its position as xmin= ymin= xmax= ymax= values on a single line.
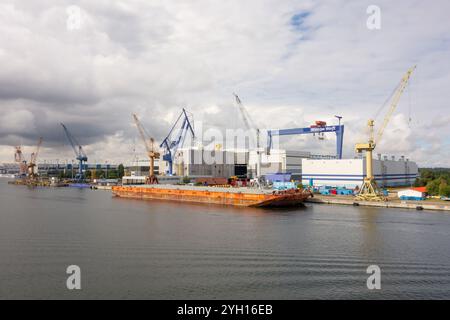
xmin=301 ymin=157 xmax=419 ymax=188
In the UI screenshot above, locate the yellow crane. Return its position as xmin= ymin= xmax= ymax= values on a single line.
xmin=27 ymin=137 xmax=43 ymax=179
xmin=132 ymin=114 xmax=160 ymax=184
xmin=355 ymin=66 xmax=416 ymax=201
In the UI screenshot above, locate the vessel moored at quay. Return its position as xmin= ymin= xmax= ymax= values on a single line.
xmin=112 ymin=184 xmax=313 ymax=207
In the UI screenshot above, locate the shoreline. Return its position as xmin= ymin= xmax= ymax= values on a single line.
xmin=306 ymin=194 xmax=450 ymax=212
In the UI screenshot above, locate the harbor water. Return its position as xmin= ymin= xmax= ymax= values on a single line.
xmin=0 ymin=179 xmax=449 ymax=299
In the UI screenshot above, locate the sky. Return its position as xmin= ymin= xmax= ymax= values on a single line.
xmin=0 ymin=0 xmax=449 ymax=167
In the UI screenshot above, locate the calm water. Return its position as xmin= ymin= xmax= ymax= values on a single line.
xmin=0 ymin=179 xmax=449 ymax=299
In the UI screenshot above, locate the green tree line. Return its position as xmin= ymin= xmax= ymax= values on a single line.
xmin=414 ymin=168 xmax=450 ymax=197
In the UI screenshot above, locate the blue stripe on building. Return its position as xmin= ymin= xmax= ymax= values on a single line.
xmin=301 ymin=177 xmax=416 ymax=182
xmin=302 ymin=173 xmax=418 ymax=178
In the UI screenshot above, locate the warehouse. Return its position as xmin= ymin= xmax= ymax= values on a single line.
xmin=302 ymin=156 xmax=419 ymax=188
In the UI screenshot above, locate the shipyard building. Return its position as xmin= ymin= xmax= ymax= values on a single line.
xmin=248 ymin=149 xmax=336 ymax=180
xmin=164 ymin=147 xmax=249 ymax=178
xmin=301 ymin=156 xmax=418 ymax=188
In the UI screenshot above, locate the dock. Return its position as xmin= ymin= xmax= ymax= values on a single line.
xmin=307 ymin=195 xmax=450 ymax=212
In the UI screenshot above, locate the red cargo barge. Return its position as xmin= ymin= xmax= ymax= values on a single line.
xmin=112 ymin=185 xmax=313 ymax=207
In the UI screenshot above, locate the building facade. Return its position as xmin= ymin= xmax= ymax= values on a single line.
xmin=172 ymin=148 xmax=248 ymax=178
xmin=301 ymin=157 xmax=419 ymax=188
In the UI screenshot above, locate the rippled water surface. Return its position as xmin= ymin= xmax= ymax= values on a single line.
xmin=0 ymin=179 xmax=449 ymax=299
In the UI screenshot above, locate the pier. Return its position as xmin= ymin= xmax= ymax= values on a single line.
xmin=307 ymin=195 xmax=450 ymax=212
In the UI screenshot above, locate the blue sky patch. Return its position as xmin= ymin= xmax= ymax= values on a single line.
xmin=290 ymin=11 xmax=310 ymax=32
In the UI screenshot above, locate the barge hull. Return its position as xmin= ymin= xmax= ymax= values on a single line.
xmin=112 ymin=186 xmax=312 ymax=207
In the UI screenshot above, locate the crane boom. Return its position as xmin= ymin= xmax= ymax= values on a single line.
xmin=61 ymin=123 xmax=87 ymax=159
xmin=234 ymin=93 xmax=255 ymax=131
xmin=132 ymin=114 xmax=160 ymax=183
xmin=61 ymin=123 xmax=88 ymax=181
xmin=375 ymin=66 xmax=416 ymax=145
xmin=133 ymin=114 xmax=152 ymax=154
xmin=30 ymin=137 xmax=43 ymax=165
xmin=233 ymin=93 xmax=262 ymax=184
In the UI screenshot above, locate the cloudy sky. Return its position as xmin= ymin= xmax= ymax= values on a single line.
xmin=0 ymin=0 xmax=449 ymax=167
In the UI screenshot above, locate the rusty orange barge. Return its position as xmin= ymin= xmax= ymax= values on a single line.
xmin=112 ymin=185 xmax=313 ymax=207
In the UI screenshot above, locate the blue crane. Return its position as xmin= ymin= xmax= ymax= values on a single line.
xmin=267 ymin=116 xmax=345 ymax=159
xmin=159 ymin=108 xmax=195 ymax=175
xmin=61 ymin=123 xmax=88 ymax=181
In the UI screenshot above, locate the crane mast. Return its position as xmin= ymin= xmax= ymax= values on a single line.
xmin=132 ymin=114 xmax=160 ymax=184
xmin=355 ymin=66 xmax=416 ymax=201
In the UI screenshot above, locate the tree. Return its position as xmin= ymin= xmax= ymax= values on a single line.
xmin=108 ymin=169 xmax=118 ymax=179
xmin=439 ymin=180 xmax=450 ymax=197
xmin=418 ymin=168 xmax=450 ymax=196
xmin=413 ymin=178 xmax=422 ymax=187
xmin=426 ymin=179 xmax=441 ymax=196
xmin=118 ymin=164 xmax=125 ymax=179
xmin=440 ymin=186 xmax=450 ymax=197
xmin=97 ymin=170 xmax=105 ymax=179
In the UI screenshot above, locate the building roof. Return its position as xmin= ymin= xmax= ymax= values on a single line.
xmin=398 ymin=189 xmax=425 ymax=197
xmin=412 ymin=187 xmax=427 ymax=193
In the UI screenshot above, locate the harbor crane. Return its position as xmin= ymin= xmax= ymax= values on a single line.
xmin=266 ymin=119 xmax=345 ymax=159
xmin=355 ymin=66 xmax=416 ymax=201
xmin=132 ymin=114 xmax=160 ymax=184
xmin=160 ymin=108 xmax=195 ymax=175
xmin=27 ymin=137 xmax=43 ymax=179
xmin=233 ymin=93 xmax=263 ymax=186
xmin=61 ymin=123 xmax=88 ymax=181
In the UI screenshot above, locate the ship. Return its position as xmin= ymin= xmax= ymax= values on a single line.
xmin=112 ymin=184 xmax=313 ymax=207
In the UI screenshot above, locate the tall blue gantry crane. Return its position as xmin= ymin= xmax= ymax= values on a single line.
xmin=160 ymin=108 xmax=195 ymax=175
xmin=267 ymin=116 xmax=345 ymax=159
xmin=61 ymin=123 xmax=88 ymax=181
